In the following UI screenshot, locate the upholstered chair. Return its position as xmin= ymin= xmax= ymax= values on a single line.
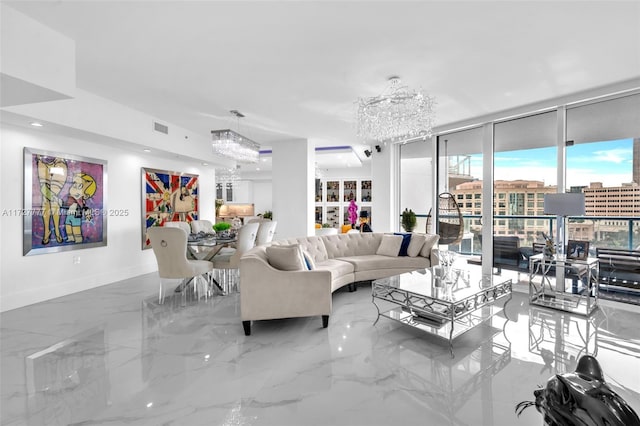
xmin=147 ymin=227 xmax=213 ymax=304
xmin=255 ymin=220 xmax=277 ymax=246
xmin=190 ymin=219 xmax=214 ymax=234
xmin=212 ymin=222 xmax=259 ymax=293
xmin=164 ymin=221 xmax=191 ymax=235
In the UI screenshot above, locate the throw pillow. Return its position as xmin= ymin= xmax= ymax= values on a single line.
xmin=302 ymin=250 xmax=316 ymax=270
xmin=407 ymin=233 xmax=427 ymax=257
xmin=420 ymin=233 xmax=440 ymax=257
xmin=393 ymin=233 xmax=412 ymax=256
xmin=376 ymin=234 xmax=403 ymax=257
xmin=266 ymin=244 xmax=306 ymax=271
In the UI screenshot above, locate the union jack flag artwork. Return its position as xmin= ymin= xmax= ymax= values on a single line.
xmin=142 ymin=168 xmax=198 ymax=249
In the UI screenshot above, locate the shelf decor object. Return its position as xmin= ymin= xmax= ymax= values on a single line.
xmin=211 ymin=110 xmax=260 ymax=163
xmin=356 ymin=76 xmax=436 ymax=143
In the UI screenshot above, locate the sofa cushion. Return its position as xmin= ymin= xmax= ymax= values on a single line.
xmin=314 ymin=259 xmax=355 ymax=279
xmin=302 ymin=250 xmax=316 ymax=270
xmin=339 ymin=254 xmax=430 ymax=272
xmin=407 ymin=233 xmax=427 ymax=257
xmin=420 ymin=233 xmax=440 ymax=257
xmin=322 ymin=233 xmax=383 ymax=258
xmin=376 ymin=234 xmax=403 ymax=257
xmin=394 ymin=233 xmax=412 ymax=256
xmin=265 ymin=244 xmax=306 ymax=271
xmin=275 ymin=236 xmax=329 ymax=263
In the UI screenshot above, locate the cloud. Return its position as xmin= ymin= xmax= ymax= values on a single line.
xmin=572 ymin=148 xmax=631 ymax=164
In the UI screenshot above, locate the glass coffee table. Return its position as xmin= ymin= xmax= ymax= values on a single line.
xmin=371 ymin=266 xmax=512 ymax=351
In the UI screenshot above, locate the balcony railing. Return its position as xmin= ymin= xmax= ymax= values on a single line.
xmin=412 ymin=214 xmax=639 ymax=256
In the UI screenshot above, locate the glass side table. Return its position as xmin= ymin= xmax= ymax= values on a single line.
xmin=528 ymin=253 xmax=599 ymax=316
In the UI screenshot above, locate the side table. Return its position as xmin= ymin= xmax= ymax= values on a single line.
xmin=529 ymin=253 xmax=599 ymax=316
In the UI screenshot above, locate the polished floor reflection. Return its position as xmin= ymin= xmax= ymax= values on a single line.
xmin=2 ymin=274 xmax=639 ymax=426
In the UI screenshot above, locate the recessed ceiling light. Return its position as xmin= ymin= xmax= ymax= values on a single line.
xmin=256 ymin=167 xmax=260 ymax=171
xmin=30 ymin=122 xmax=43 ymax=127
xmin=202 ymin=162 xmax=208 ymax=166
xmin=143 ymin=149 xmax=151 ymax=153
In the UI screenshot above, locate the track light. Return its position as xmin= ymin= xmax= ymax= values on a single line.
xmin=364 ymin=149 xmax=372 ymax=158
xmin=375 ymin=145 xmax=382 ymax=153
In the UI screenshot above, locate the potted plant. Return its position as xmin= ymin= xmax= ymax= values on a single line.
xmin=401 ymin=208 xmax=417 ymax=232
xmin=213 ymin=221 xmax=232 ymax=237
xmin=263 ymin=210 xmax=273 ymax=220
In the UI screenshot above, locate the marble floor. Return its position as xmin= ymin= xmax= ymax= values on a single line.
xmin=1 ymin=273 xmax=639 ymax=426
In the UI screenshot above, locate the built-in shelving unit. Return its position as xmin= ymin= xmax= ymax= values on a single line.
xmin=315 ymin=178 xmax=372 ymax=229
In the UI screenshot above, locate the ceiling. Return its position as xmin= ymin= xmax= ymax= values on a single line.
xmin=4 ymin=1 xmax=640 ymax=160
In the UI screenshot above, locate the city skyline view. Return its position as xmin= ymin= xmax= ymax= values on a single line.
xmin=467 ymin=138 xmax=635 ymax=188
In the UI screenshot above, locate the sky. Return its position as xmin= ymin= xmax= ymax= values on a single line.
xmin=468 ymin=138 xmax=635 ymax=188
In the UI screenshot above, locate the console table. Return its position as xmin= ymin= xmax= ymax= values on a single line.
xmin=528 ymin=253 xmax=599 ymax=316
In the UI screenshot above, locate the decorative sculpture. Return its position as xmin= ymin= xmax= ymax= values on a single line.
xmin=515 ymin=355 xmax=640 ymax=426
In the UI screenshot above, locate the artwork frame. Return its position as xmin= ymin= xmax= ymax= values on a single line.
xmin=141 ymin=167 xmax=199 ymax=249
xmin=567 ymin=240 xmax=590 ymax=260
xmin=23 ymin=147 xmax=108 ymax=256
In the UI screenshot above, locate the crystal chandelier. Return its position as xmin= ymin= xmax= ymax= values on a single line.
xmin=216 ymin=166 xmax=241 ymax=186
xmin=211 ymin=110 xmax=260 ymax=163
xmin=356 ymin=76 xmax=436 ymax=143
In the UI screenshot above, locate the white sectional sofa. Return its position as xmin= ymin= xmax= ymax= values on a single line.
xmin=239 ymin=232 xmax=440 ymax=335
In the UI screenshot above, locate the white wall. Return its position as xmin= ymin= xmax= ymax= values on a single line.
xmin=271 ymin=139 xmax=314 ymax=238
xmin=251 ymin=181 xmax=272 ymax=216
xmin=0 ymin=124 xmax=216 ymax=311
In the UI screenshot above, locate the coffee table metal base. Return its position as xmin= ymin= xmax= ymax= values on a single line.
xmin=372 ymin=275 xmax=512 ymax=355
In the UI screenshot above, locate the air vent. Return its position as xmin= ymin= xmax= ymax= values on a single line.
xmin=153 ymin=121 xmax=168 ymax=135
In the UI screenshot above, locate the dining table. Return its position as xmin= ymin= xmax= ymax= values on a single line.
xmin=176 ymin=233 xmax=237 ymax=295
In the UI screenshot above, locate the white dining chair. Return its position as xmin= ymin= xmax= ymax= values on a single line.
xmin=164 ymin=221 xmax=191 ymax=235
xmin=190 ymin=219 xmax=214 ymax=234
xmin=255 ymin=220 xmax=277 ymax=246
xmin=212 ymin=222 xmax=259 ymax=293
xmin=147 ymin=227 xmax=213 ymax=304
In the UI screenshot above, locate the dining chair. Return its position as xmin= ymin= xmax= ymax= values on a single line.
xmin=147 ymin=227 xmax=213 ymax=304
xmin=164 ymin=221 xmax=191 ymax=235
xmin=190 ymin=219 xmax=214 ymax=234
xmin=212 ymin=222 xmax=259 ymax=293
xmin=255 ymin=220 xmax=277 ymax=246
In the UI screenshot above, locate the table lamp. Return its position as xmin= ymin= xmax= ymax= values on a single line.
xmin=543 ymin=193 xmax=586 ymax=257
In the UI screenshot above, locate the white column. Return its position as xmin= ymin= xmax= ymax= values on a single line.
xmin=371 ymin=143 xmax=398 ymax=233
xmin=481 ymin=123 xmax=495 ymax=277
xmin=271 ymin=139 xmax=314 ymax=239
xmin=556 ymin=106 xmax=567 ymax=255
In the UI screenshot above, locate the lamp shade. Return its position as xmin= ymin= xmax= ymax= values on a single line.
xmin=543 ymin=193 xmax=585 ymax=216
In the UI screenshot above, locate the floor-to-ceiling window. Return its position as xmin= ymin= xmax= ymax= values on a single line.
xmin=400 ymin=140 xmax=433 ymax=233
xmin=493 ymin=111 xmax=557 ymax=249
xmin=566 ymin=93 xmax=640 ymax=251
xmin=398 ymin=89 xmax=640 ymax=265
xmin=436 ymin=127 xmax=483 ymax=254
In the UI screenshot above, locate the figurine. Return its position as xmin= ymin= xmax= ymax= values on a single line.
xmin=542 ymin=232 xmax=556 ymax=258
xmin=516 ymin=355 xmax=640 ymax=426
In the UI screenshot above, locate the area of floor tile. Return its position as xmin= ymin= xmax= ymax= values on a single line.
xmin=1 ymin=274 xmax=639 ymax=426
